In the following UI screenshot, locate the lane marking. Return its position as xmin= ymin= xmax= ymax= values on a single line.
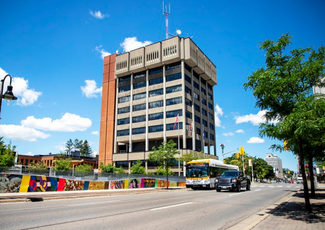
xmin=68 ymin=200 xmax=119 ymax=207
xmin=151 ymin=202 xmax=193 ymax=211
xmin=255 ymin=189 xmax=261 ymax=192
xmin=229 ymin=193 xmax=242 ymax=196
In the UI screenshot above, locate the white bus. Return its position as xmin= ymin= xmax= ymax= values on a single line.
xmin=186 ymin=159 xmax=239 ymax=189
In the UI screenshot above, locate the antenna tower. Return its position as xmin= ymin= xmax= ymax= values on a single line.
xmin=162 ymin=1 xmax=170 ymax=39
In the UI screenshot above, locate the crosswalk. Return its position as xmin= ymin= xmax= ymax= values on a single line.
xmin=251 ymin=184 xmax=301 ymax=189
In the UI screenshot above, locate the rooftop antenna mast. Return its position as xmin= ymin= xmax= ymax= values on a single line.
xmin=163 ymin=1 xmax=170 ymax=39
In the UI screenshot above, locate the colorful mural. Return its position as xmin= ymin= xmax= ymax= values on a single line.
xmin=0 ymin=173 xmax=185 ymax=193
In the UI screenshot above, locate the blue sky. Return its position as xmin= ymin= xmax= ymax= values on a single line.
xmin=1 ymin=0 xmax=324 ymax=172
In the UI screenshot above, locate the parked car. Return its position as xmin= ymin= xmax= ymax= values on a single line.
xmin=288 ymin=180 xmax=294 ymax=183
xmin=215 ymin=170 xmax=250 ymax=192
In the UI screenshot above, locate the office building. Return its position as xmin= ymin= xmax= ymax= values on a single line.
xmin=265 ymin=153 xmax=283 ymax=178
xmin=99 ymin=36 xmax=217 ymax=173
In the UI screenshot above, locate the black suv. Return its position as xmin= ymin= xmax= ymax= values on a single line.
xmin=215 ymin=170 xmax=250 ymax=192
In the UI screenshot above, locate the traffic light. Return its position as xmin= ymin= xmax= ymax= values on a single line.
xmin=223 ymin=160 xmax=226 ymax=164
xmin=288 ymin=171 xmax=290 ymax=174
xmin=236 ymin=152 xmax=240 ymax=159
xmin=240 ymin=146 xmax=244 ymax=155
xmin=284 ymin=140 xmax=290 ymax=150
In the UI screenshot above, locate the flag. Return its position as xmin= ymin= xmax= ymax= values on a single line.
xmin=173 ymin=114 xmax=179 ymax=130
xmin=190 ymin=122 xmax=193 ymax=136
xmin=202 ymin=124 xmax=205 ymax=139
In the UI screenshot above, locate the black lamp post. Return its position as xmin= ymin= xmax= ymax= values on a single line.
xmin=0 ymin=74 xmax=18 ymax=120
xmin=220 ymin=143 xmax=225 ymax=155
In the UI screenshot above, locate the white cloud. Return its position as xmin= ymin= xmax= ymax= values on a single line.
xmin=235 ymin=110 xmax=268 ymax=126
xmin=21 ymin=152 xmax=34 ymax=156
xmin=235 ymin=129 xmax=245 ymax=134
xmin=0 ymin=67 xmax=41 ymax=106
xmin=247 ymin=137 xmax=265 ymax=144
xmin=95 ymin=45 xmax=111 ymax=59
xmin=214 ymin=104 xmax=224 ymax=128
xmin=120 ymin=37 xmax=152 ymax=52
xmin=55 ymin=142 xmax=66 ymax=151
xmin=223 ymin=132 xmax=234 ymax=137
xmin=0 ymin=125 xmax=50 ymax=142
xmin=81 ymin=80 xmax=102 ymax=98
xmin=91 ymin=131 xmax=99 ymax=135
xmin=90 ymin=10 xmax=107 ymax=19
xmin=21 ymin=113 xmax=92 ymax=132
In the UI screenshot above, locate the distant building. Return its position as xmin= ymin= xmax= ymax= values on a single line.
xmin=17 ymin=153 xmax=98 ymax=169
xmin=265 ymin=153 xmax=283 ymax=178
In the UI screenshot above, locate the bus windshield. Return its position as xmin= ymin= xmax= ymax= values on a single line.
xmin=186 ymin=166 xmax=208 ymax=178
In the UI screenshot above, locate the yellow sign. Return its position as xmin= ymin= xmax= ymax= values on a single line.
xmin=284 ymin=140 xmax=290 ymax=150
xmin=236 ymin=152 xmax=240 ymax=159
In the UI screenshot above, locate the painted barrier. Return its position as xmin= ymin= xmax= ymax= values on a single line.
xmin=0 ymin=173 xmax=186 ymax=193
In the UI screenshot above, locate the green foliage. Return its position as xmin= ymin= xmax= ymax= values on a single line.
xmin=116 ymin=167 xmax=125 ymax=174
xmin=0 ymin=137 xmax=16 ymax=167
xmin=65 ymin=138 xmax=92 ymax=156
xmin=149 ymin=140 xmax=178 ymax=167
xmin=75 ymin=164 xmax=92 ymax=172
xmin=53 ymin=158 xmax=72 ymax=171
xmin=99 ymin=162 xmax=116 ymax=173
xmin=29 ymin=161 xmax=47 ymax=170
xmin=156 ymin=166 xmax=173 ymax=176
xmin=131 ymin=161 xmax=146 ymax=174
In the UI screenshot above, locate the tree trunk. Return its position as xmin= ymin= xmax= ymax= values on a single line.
xmin=299 ymin=141 xmax=312 ymax=213
xmin=166 ymin=161 xmax=169 ymax=189
xmin=308 ymin=155 xmax=315 ymax=197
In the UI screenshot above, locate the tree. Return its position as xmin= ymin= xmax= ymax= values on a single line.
xmin=0 ymin=137 xmax=16 ymax=168
xmin=74 ymin=139 xmax=82 ymax=150
xmin=244 ymin=33 xmax=325 ymax=213
xmin=149 ymin=140 xmax=178 ymax=189
xmin=65 ymin=139 xmax=73 ymax=155
xmin=99 ymin=163 xmax=116 ymax=173
xmin=156 ymin=166 xmax=173 ymax=176
xmin=80 ymin=140 xmax=92 ymax=156
xmin=75 ymin=164 xmax=92 ymax=172
xmin=29 ymin=161 xmax=48 ymax=174
xmin=131 ymin=161 xmax=146 ymax=174
xmin=53 ymin=158 xmax=72 ymax=171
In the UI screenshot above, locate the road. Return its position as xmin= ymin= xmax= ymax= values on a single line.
xmin=0 ymin=183 xmax=301 ymax=230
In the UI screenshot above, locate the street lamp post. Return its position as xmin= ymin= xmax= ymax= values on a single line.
xmin=0 ymin=74 xmax=18 ymax=120
xmin=220 ymin=143 xmax=225 ymax=155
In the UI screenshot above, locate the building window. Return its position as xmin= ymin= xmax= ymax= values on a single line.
xmin=185 ymin=98 xmax=192 ymax=106
xmin=201 ymin=78 xmax=206 ymax=85
xmin=185 ymin=86 xmax=191 ymax=95
xmin=202 ymin=119 xmax=207 ymax=127
xmin=208 ymin=84 xmax=212 ymax=90
xmin=118 ymin=95 xmax=130 ymax=103
xmin=209 ymin=113 xmax=213 ymax=120
xmin=166 ymin=62 xmax=181 ymax=70
xmin=209 ymin=123 xmax=214 ymax=130
xmin=133 ymin=81 xmax=146 ymax=89
xmin=166 ymin=84 xmax=182 ymax=94
xmin=149 ymin=112 xmax=163 ymax=120
xmin=193 ymin=71 xmax=199 ymax=80
xmin=196 ymin=127 xmax=201 ymax=134
xmin=149 ymin=77 xmax=163 ymax=86
xmin=133 ymin=71 xmax=146 ymax=79
xmin=195 ymin=115 xmax=200 ymax=123
xmin=133 ymin=115 xmax=146 ymax=123
xmin=193 ymin=81 xmax=199 ymax=90
xmin=202 ymin=108 xmax=207 ymax=116
xmin=185 ymin=63 xmax=191 ymax=72
xmin=149 ymin=100 xmax=164 ymax=109
xmin=149 ymin=67 xmax=163 ymax=75
xmin=193 ymin=93 xmax=199 ymax=101
xmin=186 ymin=111 xmax=192 ymax=119
xmin=149 ymin=88 xmax=163 ymax=97
xmin=201 ymin=87 xmax=206 ymax=95
xmin=118 ymin=106 xmax=130 ymax=114
xmin=149 ymin=125 xmax=163 ymax=133
xmin=166 ymin=109 xmax=182 ymax=118
xmin=194 ymin=103 xmax=200 ymax=112
xmin=119 ymin=85 xmax=131 ymax=93
xmin=133 ymin=127 xmax=146 ymax=135
xmin=117 ymin=129 xmax=129 ymax=136
xmin=208 ymin=103 xmax=213 ymax=110
xmin=208 ymin=93 xmax=212 ymax=100
xmin=210 ymin=134 xmax=214 ymax=141
xmin=133 ymin=103 xmax=146 ymax=111
xmin=185 ymin=74 xmax=191 ymax=83
xmin=118 ymin=118 xmax=130 ymax=125
xmin=201 ymin=98 xmax=207 ymax=106
xmin=166 ymin=97 xmax=182 ymax=106
xmin=166 ymin=72 xmax=181 ymax=82
xmin=166 ymin=122 xmax=183 ymax=131
xmin=119 ymin=75 xmax=131 ymax=83
xmin=133 ymin=92 xmax=146 ymax=100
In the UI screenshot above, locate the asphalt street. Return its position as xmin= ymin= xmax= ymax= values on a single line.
xmin=0 ymin=183 xmax=301 ymax=230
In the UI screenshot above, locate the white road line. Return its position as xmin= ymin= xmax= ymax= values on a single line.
xmin=255 ymin=189 xmax=261 ymax=192
xmin=68 ymin=200 xmax=119 ymax=207
xmin=151 ymin=202 xmax=193 ymax=211
xmin=229 ymin=193 xmax=242 ymax=196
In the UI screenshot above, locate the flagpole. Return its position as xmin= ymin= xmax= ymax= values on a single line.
xmin=178 ymin=114 xmax=180 ymax=176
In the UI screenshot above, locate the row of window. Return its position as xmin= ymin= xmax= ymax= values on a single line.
xmin=118 ymin=97 xmax=183 ymax=114
xmin=117 ymin=122 xmax=184 ymax=136
xmin=130 ymin=56 xmax=143 ymax=66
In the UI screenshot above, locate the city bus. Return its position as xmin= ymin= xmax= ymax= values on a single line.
xmin=186 ymin=159 xmax=239 ymax=189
